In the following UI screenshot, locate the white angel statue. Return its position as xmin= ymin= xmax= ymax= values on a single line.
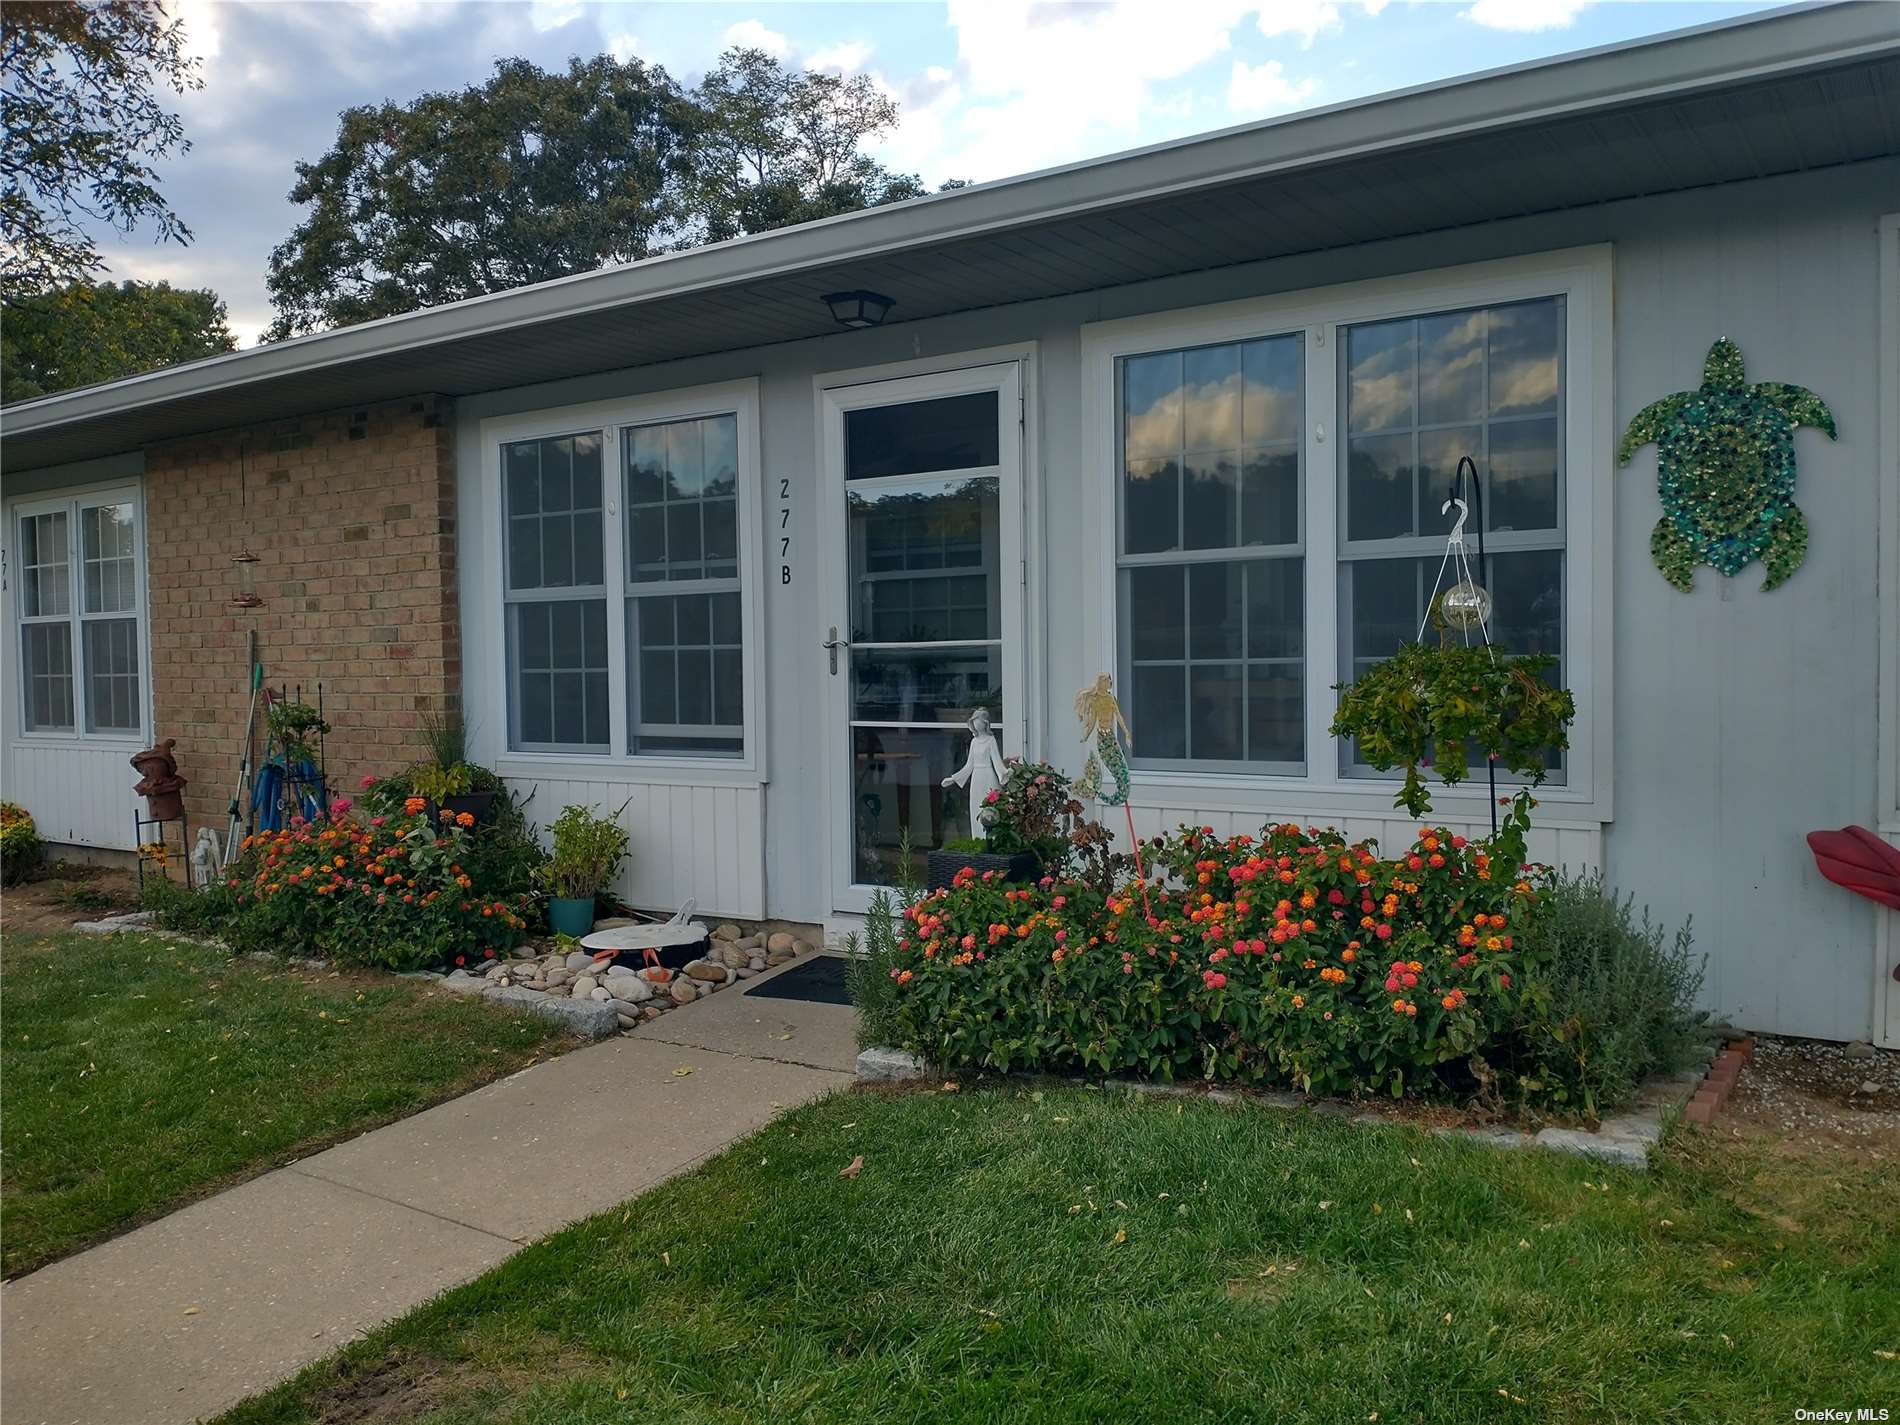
xmin=941 ymin=707 xmax=1007 ymax=841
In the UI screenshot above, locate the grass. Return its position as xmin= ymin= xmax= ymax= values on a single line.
xmin=0 ymin=931 xmax=572 ymax=1278
xmin=219 ymin=1083 xmax=1900 ymax=1425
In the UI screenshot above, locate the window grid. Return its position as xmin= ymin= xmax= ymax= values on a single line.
xmin=15 ymin=498 xmax=144 ymax=738
xmin=1337 ymin=298 xmax=1567 ymax=782
xmin=1117 ymin=332 xmax=1306 ymax=773
xmin=622 ymin=415 xmax=745 ymax=758
xmin=503 ymin=434 xmax=610 ymax=751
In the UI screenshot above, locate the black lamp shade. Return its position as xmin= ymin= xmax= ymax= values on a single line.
xmin=822 ymin=290 xmax=894 ymax=329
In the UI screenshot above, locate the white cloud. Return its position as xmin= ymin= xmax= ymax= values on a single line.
xmin=1227 ymin=58 xmax=1320 ymax=112
xmin=164 ymin=0 xmax=221 ymax=64
xmin=1254 ymin=1 xmax=1342 ymax=46
xmin=607 ymin=30 xmax=640 ymax=62
xmin=1462 ymin=0 xmax=1592 ymax=32
xmin=885 ymin=0 xmax=1285 ymax=181
xmin=806 ymin=40 xmax=873 ymax=75
xmin=722 ymin=18 xmax=791 ymax=59
xmin=528 ymin=0 xmax=584 ymax=31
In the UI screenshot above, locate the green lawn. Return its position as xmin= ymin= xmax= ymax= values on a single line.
xmin=1 ymin=931 xmax=572 ymax=1278
xmin=221 ymin=1083 xmax=1899 ymax=1425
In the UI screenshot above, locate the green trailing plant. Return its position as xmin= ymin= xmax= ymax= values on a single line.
xmin=941 ymin=836 xmax=987 ymax=856
xmin=266 ymin=697 xmax=329 ymax=761
xmin=1 ymin=801 xmax=44 ymax=885
xmin=1503 ymin=872 xmax=1708 ymax=1120
xmin=538 ymin=802 xmax=631 ymax=901
xmin=1330 ymin=642 xmax=1576 ymax=818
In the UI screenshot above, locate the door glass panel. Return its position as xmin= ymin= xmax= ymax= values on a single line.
xmin=851 ymin=646 xmax=1002 ymax=725
xmin=845 ymin=393 xmax=999 ymax=480
xmin=847 ymin=477 xmax=1000 ymax=643
xmin=851 ymin=725 xmax=977 ymax=884
xmin=842 ymin=381 xmax=1008 ymax=890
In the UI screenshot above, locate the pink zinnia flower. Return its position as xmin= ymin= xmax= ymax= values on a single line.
xmin=329 ymin=797 xmax=352 ymax=818
xmin=359 ymin=774 xmax=376 ymax=789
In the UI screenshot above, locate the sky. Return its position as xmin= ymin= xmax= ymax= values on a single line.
xmin=102 ymin=0 xmax=1776 ymax=347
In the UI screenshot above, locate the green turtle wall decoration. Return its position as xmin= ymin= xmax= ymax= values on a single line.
xmin=1617 ymin=337 xmax=1836 ymax=591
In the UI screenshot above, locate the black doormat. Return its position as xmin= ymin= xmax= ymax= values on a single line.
xmin=743 ymin=954 xmax=851 ymax=1006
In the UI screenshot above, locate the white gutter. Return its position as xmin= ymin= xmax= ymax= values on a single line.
xmin=3 ymin=1 xmax=1894 ymax=439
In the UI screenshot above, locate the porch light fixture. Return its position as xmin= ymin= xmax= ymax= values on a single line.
xmin=822 ymin=289 xmax=894 ymax=330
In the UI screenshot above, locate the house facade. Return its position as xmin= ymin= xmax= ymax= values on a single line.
xmin=5 ymin=6 xmax=1898 ymax=1047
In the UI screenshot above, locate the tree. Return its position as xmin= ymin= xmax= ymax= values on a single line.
xmin=1 ymin=278 xmax=235 ymax=401
xmin=688 ymin=47 xmax=922 ymax=241
xmin=265 ymin=55 xmax=700 ymax=338
xmin=1 ymin=0 xmax=201 ymax=308
xmin=265 ymin=46 xmax=927 ymax=337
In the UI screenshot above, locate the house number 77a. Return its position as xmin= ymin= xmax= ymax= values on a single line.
xmin=778 ymin=478 xmax=792 ymax=585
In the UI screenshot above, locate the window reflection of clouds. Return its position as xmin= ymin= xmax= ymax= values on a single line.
xmin=1123 ymin=359 xmax=1301 ymax=459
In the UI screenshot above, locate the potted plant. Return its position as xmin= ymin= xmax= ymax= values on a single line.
xmin=266 ymin=696 xmax=329 ymax=765
xmin=537 ymin=802 xmax=632 ymax=936
xmin=1330 ymin=641 xmax=1576 ymax=818
xmin=926 ymin=758 xmax=1080 ymax=890
xmin=414 ymin=708 xmax=500 ymax=823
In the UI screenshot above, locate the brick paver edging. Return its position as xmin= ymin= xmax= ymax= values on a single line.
xmin=1681 ymin=1037 xmax=1755 ymax=1127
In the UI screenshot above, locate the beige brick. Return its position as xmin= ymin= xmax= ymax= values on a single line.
xmin=144 ymin=395 xmax=460 ymax=826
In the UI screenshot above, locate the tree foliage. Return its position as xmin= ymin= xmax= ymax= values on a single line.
xmin=266 ymin=47 xmax=924 ymax=338
xmin=690 ymin=47 xmax=922 ymax=241
xmin=1 ymin=0 xmax=200 ymax=307
xmin=1 ymin=278 xmax=235 ymax=401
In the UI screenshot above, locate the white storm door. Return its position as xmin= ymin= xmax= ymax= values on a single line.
xmin=819 ymin=362 xmax=1025 ymax=914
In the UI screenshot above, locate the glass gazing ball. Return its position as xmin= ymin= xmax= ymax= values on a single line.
xmin=1439 ymin=578 xmax=1491 ymax=633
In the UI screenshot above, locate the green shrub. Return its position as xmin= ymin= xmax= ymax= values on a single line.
xmin=886 ymin=814 xmax=1549 ymax=1099
xmin=844 ymin=887 xmax=914 ymax=1051
xmin=207 ymin=805 xmax=531 ymax=971
xmin=1 ymin=801 xmax=43 ymax=885
xmin=141 ymin=874 xmax=239 ymax=935
xmin=1505 ymin=872 xmax=1707 ymax=1119
xmin=537 ymin=802 xmax=630 ymax=901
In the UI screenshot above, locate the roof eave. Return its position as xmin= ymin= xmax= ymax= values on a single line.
xmin=4 ymin=0 xmax=1894 ymax=442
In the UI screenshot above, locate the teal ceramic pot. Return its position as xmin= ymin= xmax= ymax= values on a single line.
xmin=547 ymin=897 xmax=595 ymax=937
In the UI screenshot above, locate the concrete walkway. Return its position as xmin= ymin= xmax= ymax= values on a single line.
xmin=1 ymin=959 xmax=855 ymax=1425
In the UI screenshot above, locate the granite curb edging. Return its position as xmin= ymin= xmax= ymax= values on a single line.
xmin=854 ymin=1043 xmax=1721 ymax=1170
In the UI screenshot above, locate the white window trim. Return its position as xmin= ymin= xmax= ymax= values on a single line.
xmin=1080 ymin=246 xmax=1614 ymax=828
xmin=477 ymin=378 xmax=766 ymax=783
xmin=6 ymin=481 xmax=150 ymax=748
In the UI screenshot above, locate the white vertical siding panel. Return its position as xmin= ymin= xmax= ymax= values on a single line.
xmin=501 ymin=774 xmax=763 ymax=921
xmin=6 ymin=743 xmax=142 ymax=850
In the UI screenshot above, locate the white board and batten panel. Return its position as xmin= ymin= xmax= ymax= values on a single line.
xmin=5 ymin=741 xmax=144 ymax=850
xmin=502 ymin=774 xmax=764 ymax=921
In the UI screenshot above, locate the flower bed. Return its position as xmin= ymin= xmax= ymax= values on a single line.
xmin=885 ymin=805 xmax=1576 ymax=1104
xmin=204 ymin=800 xmax=534 ymax=971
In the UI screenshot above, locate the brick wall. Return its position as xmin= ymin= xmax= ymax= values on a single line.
xmin=143 ymin=396 xmax=459 ymax=829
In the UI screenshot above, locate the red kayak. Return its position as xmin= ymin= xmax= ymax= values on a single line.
xmin=1806 ymin=826 xmax=1900 ymax=911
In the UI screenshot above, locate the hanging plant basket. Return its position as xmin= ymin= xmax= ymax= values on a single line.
xmin=1330 ymin=642 xmax=1576 ymax=818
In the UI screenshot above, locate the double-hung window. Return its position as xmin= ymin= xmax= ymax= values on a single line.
xmin=13 ymin=490 xmax=145 ymax=738
xmin=1117 ymin=334 xmax=1306 ymax=771
xmin=1338 ymin=297 xmax=1566 ymax=778
xmin=492 ymin=383 xmax=758 ymax=765
xmin=1098 ymin=250 xmax=1606 ymax=809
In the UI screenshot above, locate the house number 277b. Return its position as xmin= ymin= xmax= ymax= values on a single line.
xmin=778 ymin=477 xmax=792 ymax=584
